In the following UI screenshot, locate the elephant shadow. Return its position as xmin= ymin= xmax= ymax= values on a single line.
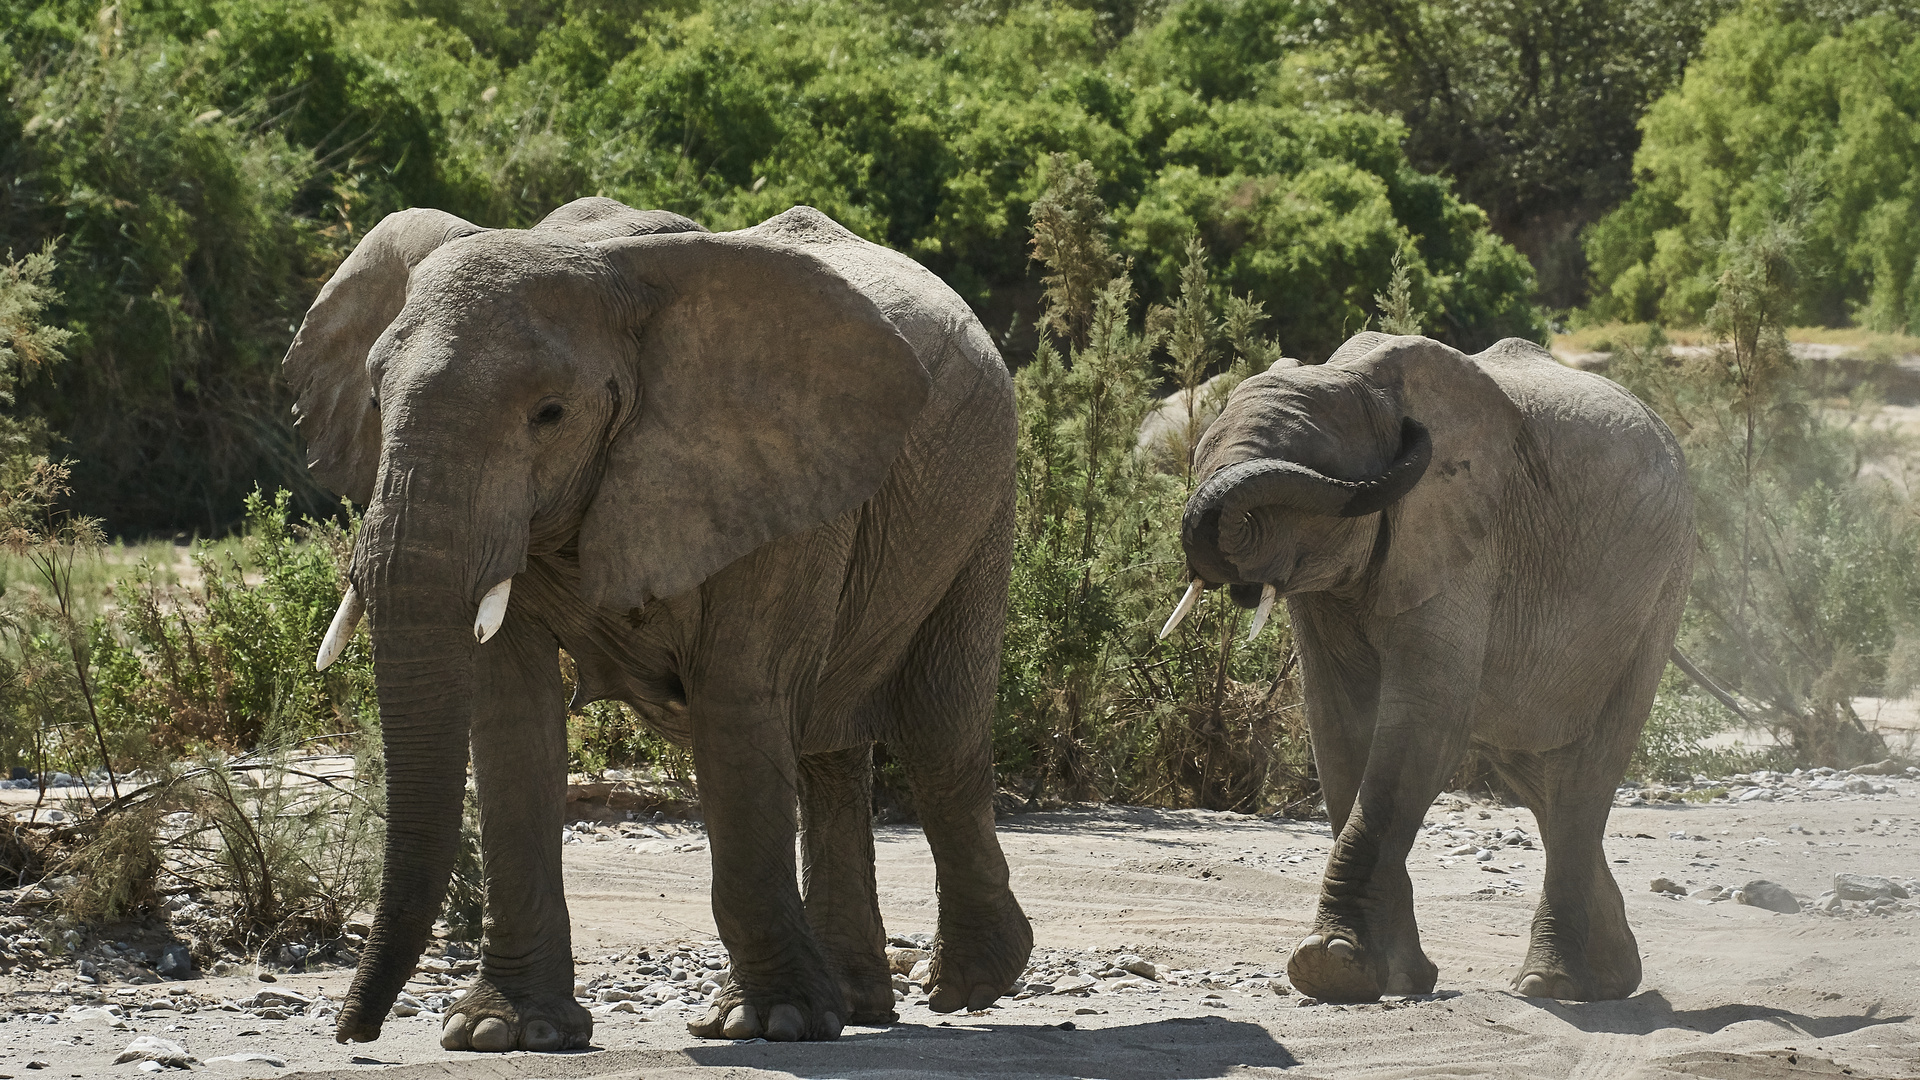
xmin=680 ymin=1014 xmax=1297 ymax=1078
xmin=1520 ymin=989 xmax=1913 ymax=1039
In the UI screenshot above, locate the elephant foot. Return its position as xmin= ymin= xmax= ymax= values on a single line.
xmin=829 ymin=954 xmax=898 ymax=1026
xmin=1513 ymin=895 xmax=1641 ymax=1001
xmin=689 ymin=971 xmax=846 ymax=1042
xmin=1287 ymin=930 xmax=1436 ymax=1004
xmin=439 ymin=979 xmax=593 ymax=1052
xmin=927 ymin=890 xmax=1033 ymax=1014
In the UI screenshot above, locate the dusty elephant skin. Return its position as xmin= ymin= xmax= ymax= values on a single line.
xmin=1171 ymin=332 xmax=1693 ymax=1004
xmin=282 ymin=198 xmax=1032 ymax=1051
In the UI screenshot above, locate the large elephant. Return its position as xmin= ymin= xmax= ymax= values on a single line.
xmin=1163 ymin=332 xmax=1692 ymax=1003
xmin=285 ymin=198 xmax=1032 ymax=1050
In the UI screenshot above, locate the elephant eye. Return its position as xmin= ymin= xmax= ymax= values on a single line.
xmin=532 ymin=402 xmax=565 ymax=426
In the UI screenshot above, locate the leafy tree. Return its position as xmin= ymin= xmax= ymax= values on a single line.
xmin=1584 ymin=3 xmax=1920 ymax=330
xmin=1313 ymin=0 xmax=1736 ymax=308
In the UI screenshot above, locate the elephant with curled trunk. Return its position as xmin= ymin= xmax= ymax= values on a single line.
xmin=1164 ymin=332 xmax=1692 ymax=1003
xmin=286 ymin=198 xmax=1031 ymax=1051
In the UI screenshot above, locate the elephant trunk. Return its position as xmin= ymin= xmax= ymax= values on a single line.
xmin=334 ymin=511 xmax=483 ymax=1043
xmin=1181 ymin=417 xmax=1432 ymax=581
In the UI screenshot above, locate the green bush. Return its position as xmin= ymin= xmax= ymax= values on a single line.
xmin=998 ymin=155 xmax=1310 ymax=812
xmin=88 ymin=488 xmax=375 ymax=758
xmin=3 ymin=0 xmax=1542 ymax=534
xmin=1583 ymin=2 xmax=1920 ymax=329
xmin=1609 ymin=228 xmax=1920 ymax=766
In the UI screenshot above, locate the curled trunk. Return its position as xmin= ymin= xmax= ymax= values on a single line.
xmin=1181 ymin=418 xmax=1431 ymax=582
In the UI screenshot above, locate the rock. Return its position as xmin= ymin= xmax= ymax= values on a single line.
xmin=1649 ymin=877 xmax=1687 ymax=895
xmin=1815 ymin=891 xmax=1844 ymax=913
xmin=156 ymin=945 xmax=192 ymax=978
xmin=1120 ymin=956 xmax=1157 ymax=980
xmin=1689 ymin=884 xmax=1726 ymax=900
xmin=203 ymin=1052 xmax=288 ymax=1067
xmin=886 ymin=948 xmax=929 ymax=976
xmin=1268 ymin=979 xmax=1291 ymax=995
xmin=115 ymin=1035 xmax=196 ymax=1068
xmin=907 ymin=959 xmax=932 ymax=984
xmin=1733 ymin=879 xmax=1800 ymax=913
xmin=1851 ymin=758 xmax=1912 ymax=776
xmin=1833 ymin=873 xmax=1910 ymax=901
xmin=68 ymin=1006 xmax=127 ymax=1028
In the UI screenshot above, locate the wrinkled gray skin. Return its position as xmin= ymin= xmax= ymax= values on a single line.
xmin=284 ymin=198 xmax=1031 ymax=1051
xmin=1179 ymin=333 xmax=1692 ymax=1004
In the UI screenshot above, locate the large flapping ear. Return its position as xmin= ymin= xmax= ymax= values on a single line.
xmin=532 ymin=197 xmax=707 ymax=242
xmin=283 ymin=209 xmax=483 ymax=504
xmin=1337 ymin=335 xmax=1527 ymax=616
xmin=576 ymin=225 xmax=931 ymax=610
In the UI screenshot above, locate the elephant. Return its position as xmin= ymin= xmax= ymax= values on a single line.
xmin=1136 ymin=371 xmax=1243 ymax=475
xmin=284 ymin=197 xmax=1033 ymax=1051
xmin=1161 ymin=332 xmax=1692 ymax=1004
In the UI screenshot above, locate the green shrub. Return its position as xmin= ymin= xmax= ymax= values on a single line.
xmin=998 ymin=155 xmax=1310 ymax=812
xmin=90 ymin=489 xmax=375 ymax=757
xmin=1610 ymin=227 xmax=1920 ymax=766
xmin=1583 ymin=3 xmax=1920 ymax=329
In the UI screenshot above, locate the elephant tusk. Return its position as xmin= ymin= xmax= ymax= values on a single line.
xmin=1158 ymin=579 xmax=1204 ymax=640
xmin=316 ymin=586 xmax=364 ymax=671
xmin=1246 ymin=583 xmax=1277 ymax=642
xmin=474 ymin=577 xmax=512 ymax=644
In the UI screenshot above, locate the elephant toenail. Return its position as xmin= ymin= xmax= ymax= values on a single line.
xmin=1326 ymin=939 xmax=1355 ymax=960
xmin=821 ymin=1011 xmax=843 ymax=1039
xmin=470 ymin=1017 xmax=514 ymax=1052
xmin=1387 ymin=972 xmax=1414 ymax=994
xmin=1299 ymin=934 xmax=1325 ymax=950
xmin=722 ymin=1004 xmax=759 ymax=1040
xmin=927 ymin=985 xmax=965 ymax=1013
xmin=523 ymin=1018 xmax=562 ymax=1051
xmin=764 ymin=1003 xmax=806 ymax=1041
xmin=1517 ymin=974 xmax=1552 ymax=997
xmin=439 ymin=1013 xmax=473 ymax=1051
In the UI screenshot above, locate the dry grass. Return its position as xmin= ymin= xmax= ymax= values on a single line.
xmin=1556 ymin=322 xmax=1920 ymax=357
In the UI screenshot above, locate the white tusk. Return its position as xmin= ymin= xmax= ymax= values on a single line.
xmin=1158 ymin=579 xmax=1205 ymax=640
xmin=316 ymin=586 xmax=364 ymax=671
xmin=474 ymin=577 xmax=512 ymax=644
xmin=1246 ymin=583 xmax=1277 ymax=642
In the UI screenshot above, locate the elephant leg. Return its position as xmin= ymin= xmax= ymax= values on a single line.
xmin=440 ymin=617 xmax=592 ymax=1053
xmin=798 ymin=744 xmax=896 ymax=1025
xmin=1503 ymin=654 xmax=1658 ymax=1000
xmin=685 ymin=686 xmax=847 ymax=1042
xmin=891 ymin=511 xmax=1032 ymax=1015
xmin=1288 ymin=612 xmax=1480 ymax=1004
xmin=1290 ymin=595 xmax=1381 ymax=834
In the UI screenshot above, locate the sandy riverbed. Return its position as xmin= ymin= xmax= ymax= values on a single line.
xmin=3 ymin=779 xmax=1917 ymax=1080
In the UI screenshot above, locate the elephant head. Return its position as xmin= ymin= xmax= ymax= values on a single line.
xmin=1166 ymin=333 xmax=1525 ymax=632
xmin=284 ymin=200 xmax=930 ymax=1042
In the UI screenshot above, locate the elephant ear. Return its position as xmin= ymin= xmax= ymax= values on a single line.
xmin=1337 ymin=335 xmax=1526 ymax=616
xmin=283 ymin=208 xmax=484 ymax=504
xmin=577 ymin=227 xmax=931 ymax=610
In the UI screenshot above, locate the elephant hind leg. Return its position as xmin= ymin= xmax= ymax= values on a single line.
xmin=885 ymin=498 xmax=1031 ymax=1014
xmin=1499 ymin=657 xmax=1658 ymax=1001
xmin=798 ymin=744 xmax=897 ymax=1025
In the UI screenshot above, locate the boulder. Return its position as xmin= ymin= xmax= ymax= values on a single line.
xmin=1733 ymin=879 xmax=1800 ymax=913
xmin=1833 ymin=873 xmax=1910 ymax=901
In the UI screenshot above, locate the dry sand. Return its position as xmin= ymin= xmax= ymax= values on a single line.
xmin=4 ymin=783 xmax=1917 ymax=1080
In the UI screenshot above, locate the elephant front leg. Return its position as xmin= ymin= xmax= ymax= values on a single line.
xmin=686 ymin=692 xmax=848 ymax=1042
xmin=799 ymin=745 xmax=897 ymax=1025
xmin=439 ymin=618 xmax=592 ymax=1053
xmin=1289 ymin=619 xmax=1480 ymax=1003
